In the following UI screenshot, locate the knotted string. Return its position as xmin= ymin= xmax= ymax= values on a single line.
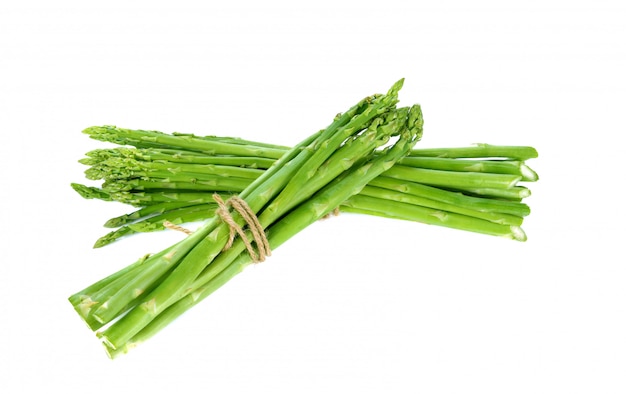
xmin=212 ymin=194 xmax=271 ymax=263
xmin=162 ymin=220 xmax=194 ymax=235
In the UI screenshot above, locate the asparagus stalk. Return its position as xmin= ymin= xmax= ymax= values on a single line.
xmin=382 ymin=165 xmax=522 ymax=191
xmin=173 ymin=132 xmax=290 ymax=150
xmin=86 ymin=158 xmax=265 ymax=181
xmin=101 ymin=177 xmax=250 ymax=193
xmin=397 ymin=156 xmax=538 ymax=181
xmin=408 ymin=144 xmax=538 ymax=160
xmin=464 ymin=186 xmax=531 ymax=200
xmin=82 ymin=147 xmax=277 ymax=169
xmin=103 ymin=201 xmax=205 ymax=227
xmin=83 ymin=127 xmax=537 ymax=162
xmin=83 ymin=125 xmax=287 ymax=159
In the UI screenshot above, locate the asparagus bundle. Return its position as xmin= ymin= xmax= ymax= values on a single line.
xmin=72 ymin=133 xmax=537 ymax=247
xmin=70 ymin=80 xmax=427 ymax=357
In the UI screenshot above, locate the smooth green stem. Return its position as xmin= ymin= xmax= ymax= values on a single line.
xmin=464 ymin=186 xmax=531 ymax=200
xmin=342 ymin=194 xmax=527 ymax=241
xmin=104 ymin=201 xmax=203 ymax=227
xmin=408 ymin=144 xmax=538 ymax=160
xmin=108 ymin=191 xmax=226 ymax=206
xmin=383 ymin=165 xmax=522 ymax=191
xmin=85 ymin=147 xmax=277 ymax=169
xmin=103 ymin=177 xmax=250 ymax=193
xmin=128 ymin=160 xmax=265 ymax=180
xmin=398 ymin=157 xmax=538 ymax=181
xmin=184 ymin=133 xmax=290 ymax=150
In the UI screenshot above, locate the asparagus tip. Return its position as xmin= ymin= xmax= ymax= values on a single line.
xmin=93 ymin=232 xmax=117 ymax=248
xmin=387 ymin=78 xmax=405 ymax=97
xmin=104 ymin=217 xmax=125 ymax=228
xmin=71 ymin=183 xmax=111 ymax=201
xmin=82 ymin=125 xmax=106 ymax=136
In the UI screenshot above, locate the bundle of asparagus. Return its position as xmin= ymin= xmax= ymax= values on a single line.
xmin=69 ymin=79 xmax=538 ymax=358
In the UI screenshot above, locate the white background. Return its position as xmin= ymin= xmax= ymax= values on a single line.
xmin=1 ymin=0 xmax=625 ymax=392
